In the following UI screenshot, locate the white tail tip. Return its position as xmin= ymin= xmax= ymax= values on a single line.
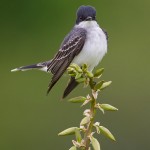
xmin=11 ymin=68 xmax=19 ymax=72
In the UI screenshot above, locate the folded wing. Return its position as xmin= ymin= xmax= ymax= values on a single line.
xmin=47 ymin=28 xmax=87 ymax=95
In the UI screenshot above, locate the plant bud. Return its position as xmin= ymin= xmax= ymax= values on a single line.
xmin=80 ymin=117 xmax=90 ymax=126
xmin=100 ymin=104 xmax=118 ymax=111
xmin=58 ymin=127 xmax=78 ymax=136
xmin=94 ymin=68 xmax=104 ymax=78
xmin=68 ymin=96 xmax=86 ymax=103
xmin=90 ymin=136 xmax=101 ymax=150
xmin=100 ymin=81 xmax=112 ymax=90
xmin=99 ymin=126 xmax=116 ymax=141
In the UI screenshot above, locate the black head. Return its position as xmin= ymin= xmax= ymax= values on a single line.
xmin=76 ymin=5 xmax=96 ymax=24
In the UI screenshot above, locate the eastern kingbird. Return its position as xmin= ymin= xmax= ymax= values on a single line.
xmin=11 ymin=5 xmax=108 ymax=98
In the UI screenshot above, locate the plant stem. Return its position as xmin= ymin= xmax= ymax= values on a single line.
xmin=83 ymin=80 xmax=97 ymax=150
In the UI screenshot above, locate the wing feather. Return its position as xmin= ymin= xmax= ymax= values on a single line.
xmin=47 ymin=28 xmax=86 ymax=94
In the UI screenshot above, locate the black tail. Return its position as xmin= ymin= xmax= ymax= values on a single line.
xmin=62 ymin=77 xmax=79 ymax=99
xmin=11 ymin=61 xmax=51 ymax=72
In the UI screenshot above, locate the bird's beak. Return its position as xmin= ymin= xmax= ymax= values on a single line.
xmin=85 ymin=16 xmax=92 ymax=21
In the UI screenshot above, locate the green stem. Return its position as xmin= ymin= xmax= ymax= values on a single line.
xmin=83 ymin=78 xmax=97 ymax=150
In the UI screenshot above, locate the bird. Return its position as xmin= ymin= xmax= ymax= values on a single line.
xmin=11 ymin=5 xmax=108 ymax=98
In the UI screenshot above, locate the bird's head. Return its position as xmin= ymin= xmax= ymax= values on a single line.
xmin=76 ymin=5 xmax=96 ymax=25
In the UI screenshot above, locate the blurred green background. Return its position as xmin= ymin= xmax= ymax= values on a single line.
xmin=1 ymin=0 xmax=150 ymax=149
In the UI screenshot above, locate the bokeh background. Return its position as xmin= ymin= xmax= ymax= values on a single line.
xmin=1 ymin=0 xmax=150 ymax=150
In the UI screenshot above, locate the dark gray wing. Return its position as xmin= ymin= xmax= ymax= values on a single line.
xmin=47 ymin=28 xmax=87 ymax=94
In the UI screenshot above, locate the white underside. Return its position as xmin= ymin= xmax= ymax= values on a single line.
xmin=72 ymin=21 xmax=107 ymax=71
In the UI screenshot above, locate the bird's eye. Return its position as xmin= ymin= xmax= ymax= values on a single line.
xmin=79 ymin=17 xmax=83 ymax=21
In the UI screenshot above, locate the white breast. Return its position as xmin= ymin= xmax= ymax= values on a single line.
xmin=72 ymin=21 xmax=107 ymax=71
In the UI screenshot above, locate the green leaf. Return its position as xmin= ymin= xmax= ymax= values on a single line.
xmin=67 ymin=67 xmax=75 ymax=73
xmin=99 ymin=126 xmax=116 ymax=141
xmin=68 ymin=73 xmax=76 ymax=77
xmin=94 ymin=80 xmax=104 ymax=90
xmin=82 ymin=64 xmax=88 ymax=72
xmin=70 ymin=63 xmax=83 ymax=73
xmin=68 ymin=96 xmax=86 ymax=103
xmin=86 ymin=71 xmax=94 ymax=78
xmin=69 ymin=146 xmax=77 ymax=150
xmin=80 ymin=117 xmax=90 ymax=126
xmin=75 ymin=128 xmax=82 ymax=142
xmin=90 ymin=136 xmax=101 ymax=150
xmin=75 ymin=73 xmax=82 ymax=79
xmin=100 ymin=104 xmax=118 ymax=111
xmin=67 ymin=68 xmax=76 ymax=77
xmin=94 ymin=68 xmax=104 ymax=78
xmin=67 ymin=67 xmax=74 ymax=71
xmin=100 ymin=81 xmax=112 ymax=90
xmin=76 ymin=77 xmax=86 ymax=83
xmin=58 ymin=127 xmax=78 ymax=136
